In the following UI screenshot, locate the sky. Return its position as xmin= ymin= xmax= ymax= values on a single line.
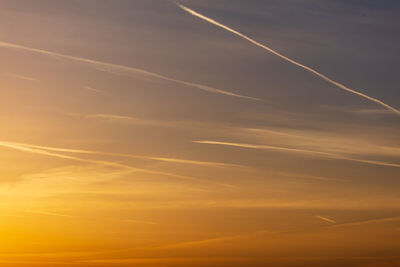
xmin=0 ymin=0 xmax=400 ymax=266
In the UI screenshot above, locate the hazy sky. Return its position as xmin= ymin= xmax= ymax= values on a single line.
xmin=0 ymin=1 xmax=399 ymax=266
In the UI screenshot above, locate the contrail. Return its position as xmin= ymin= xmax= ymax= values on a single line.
xmin=0 ymin=141 xmax=234 ymax=187
xmin=329 ymin=216 xmax=400 ymax=229
xmin=0 ymin=41 xmax=261 ymax=101
xmin=276 ymin=172 xmax=345 ymax=182
xmin=0 ymin=141 xmax=238 ymax=168
xmin=146 ymin=234 xmax=244 ymax=250
xmin=175 ymin=3 xmax=400 ymax=115
xmin=2 ymin=72 xmax=39 ymax=82
xmin=25 ymin=210 xmax=73 ymax=218
xmin=194 ymin=140 xmax=400 ymax=168
xmin=194 ymin=140 xmax=337 ymax=156
xmin=315 ymin=215 xmax=336 ymax=224
xmin=82 ymin=85 xmax=103 ymax=93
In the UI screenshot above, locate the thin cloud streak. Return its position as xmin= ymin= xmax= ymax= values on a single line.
xmin=194 ymin=140 xmax=400 ymax=168
xmin=194 ymin=140 xmax=335 ymax=156
xmin=81 ymin=255 xmax=400 ymax=265
xmin=315 ymin=215 xmax=336 ymax=224
xmin=2 ymin=72 xmax=39 ymax=82
xmin=176 ymin=3 xmax=400 ymax=115
xmin=276 ymin=172 xmax=346 ymax=182
xmin=146 ymin=235 xmax=244 ymax=250
xmin=153 ymin=216 xmax=396 ymax=250
xmin=0 ymin=141 xmax=234 ymax=187
xmin=25 ymin=210 xmax=73 ymax=218
xmin=0 ymin=40 xmax=261 ymax=101
xmin=244 ymin=127 xmax=400 ymax=158
xmin=1 ymin=141 xmax=238 ymax=168
xmin=82 ymin=85 xmax=103 ymax=93
xmin=86 ymin=113 xmax=142 ymax=122
xmin=81 ymin=257 xmax=248 ymax=264
xmin=329 ymin=216 xmax=400 ymax=229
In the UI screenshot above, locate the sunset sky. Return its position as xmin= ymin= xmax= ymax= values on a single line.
xmin=1 ymin=0 xmax=400 ymax=266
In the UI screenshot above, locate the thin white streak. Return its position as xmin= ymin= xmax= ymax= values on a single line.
xmin=25 ymin=210 xmax=73 ymax=218
xmin=80 ymin=255 xmax=400 ymax=264
xmin=344 ymin=158 xmax=400 ymax=168
xmin=276 ymin=172 xmax=345 ymax=182
xmin=84 ymin=113 xmax=160 ymax=126
xmin=82 ymin=85 xmax=103 ymax=93
xmin=0 ymin=41 xmax=261 ymax=101
xmin=315 ymin=215 xmax=336 ymax=224
xmin=245 ymin=127 xmax=400 ymax=158
xmin=2 ymin=72 xmax=39 ymax=82
xmin=0 ymin=141 xmax=237 ymax=168
xmin=194 ymin=140 xmax=334 ymax=156
xmin=329 ymin=216 xmax=400 ymax=228
xmin=146 ymin=234 xmax=243 ymax=250
xmin=0 ymin=141 xmax=234 ymax=187
xmin=86 ymin=114 xmax=136 ymax=121
xmin=194 ymin=140 xmax=400 ymax=168
xmin=176 ymin=3 xmax=400 ymax=115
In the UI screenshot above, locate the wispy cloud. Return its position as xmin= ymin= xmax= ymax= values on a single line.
xmin=80 ymin=255 xmax=400 ymax=265
xmin=71 ymin=112 xmax=168 ymax=127
xmin=276 ymin=172 xmax=345 ymax=182
xmin=321 ymin=105 xmax=395 ymax=116
xmin=1 ymin=140 xmax=237 ymax=168
xmin=25 ymin=210 xmax=73 ymax=218
xmin=315 ymin=215 xmax=336 ymax=224
xmin=2 ymin=72 xmax=39 ymax=82
xmin=86 ymin=113 xmax=140 ymax=122
xmin=244 ymin=127 xmax=400 ymax=158
xmin=194 ymin=140 xmax=333 ymax=156
xmin=329 ymin=216 xmax=400 ymax=229
xmin=146 ymin=234 xmax=244 ymax=250
xmin=81 ymin=257 xmax=248 ymax=265
xmin=194 ymin=140 xmax=400 ymax=168
xmin=175 ymin=3 xmax=400 ymax=115
xmin=83 ymin=112 xmax=229 ymax=131
xmin=82 ymin=85 xmax=103 ymax=93
xmin=0 ymin=141 xmax=234 ymax=187
xmin=0 ymin=40 xmax=261 ymax=101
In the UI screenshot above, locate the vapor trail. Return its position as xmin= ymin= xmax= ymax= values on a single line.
xmin=0 ymin=41 xmax=260 ymax=101
xmin=25 ymin=210 xmax=73 ymax=218
xmin=1 ymin=141 xmax=237 ymax=168
xmin=2 ymin=72 xmax=39 ymax=82
xmin=0 ymin=141 xmax=234 ymax=187
xmin=194 ymin=140 xmax=400 ymax=168
xmin=82 ymin=85 xmax=103 ymax=93
xmin=315 ymin=215 xmax=336 ymax=224
xmin=194 ymin=140 xmax=335 ymax=156
xmin=146 ymin=234 xmax=244 ymax=250
xmin=329 ymin=216 xmax=400 ymax=229
xmin=175 ymin=3 xmax=400 ymax=115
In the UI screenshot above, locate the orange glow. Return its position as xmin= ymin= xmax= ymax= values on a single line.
xmin=1 ymin=1 xmax=400 ymax=266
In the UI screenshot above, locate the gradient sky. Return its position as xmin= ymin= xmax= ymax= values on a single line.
xmin=1 ymin=0 xmax=400 ymax=266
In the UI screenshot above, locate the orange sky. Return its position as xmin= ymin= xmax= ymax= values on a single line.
xmin=1 ymin=0 xmax=400 ymax=266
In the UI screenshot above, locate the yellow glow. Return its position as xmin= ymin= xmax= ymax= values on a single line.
xmin=1 ymin=1 xmax=399 ymax=266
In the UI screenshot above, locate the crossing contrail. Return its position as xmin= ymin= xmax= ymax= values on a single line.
xmin=175 ymin=2 xmax=400 ymax=115
xmin=0 ymin=41 xmax=261 ymax=101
